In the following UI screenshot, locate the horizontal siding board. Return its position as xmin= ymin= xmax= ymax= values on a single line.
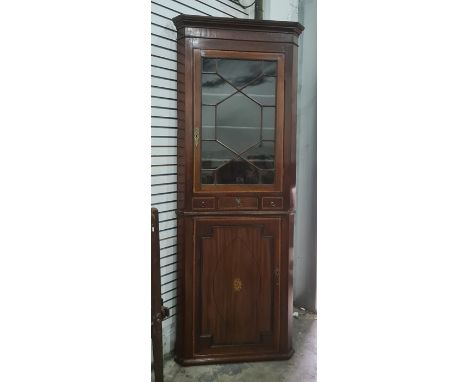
xmin=152 ymin=174 xmax=177 ymax=184
xmin=160 ymin=228 xmax=177 ymax=240
xmin=161 ymin=288 xmax=177 ymax=303
xmin=211 ymin=0 xmax=248 ymax=15
xmin=161 ymin=280 xmax=177 ymax=295
xmin=161 ymin=269 xmax=178 ymax=285
xmin=152 ymin=24 xmax=177 ymax=40
xmin=160 ymin=235 xmax=177 ymax=248
xmin=152 ymin=192 xmax=177 ymax=209
xmin=169 ymin=0 xmax=242 ymax=18
xmin=151 ymin=86 xmax=177 ymax=99
xmin=159 ymin=219 xmax=177 ymax=232
xmin=154 ymin=198 xmax=177 ymax=210
xmin=151 ymin=97 xmax=178 ymax=110
xmin=151 ymin=56 xmax=177 ymax=71
xmin=151 ymin=129 xmax=178 ymax=139
xmin=151 ymin=108 xmax=177 ymax=119
xmin=151 ymin=14 xmax=176 ymax=31
xmin=151 ymin=75 xmax=177 ymax=89
xmin=160 ymin=246 xmax=177 ymax=259
xmin=152 ymin=3 xmax=183 ymax=20
xmin=152 ymin=183 xmax=177 ymax=194
xmin=151 ymin=66 xmax=177 ymax=81
xmin=151 ymin=46 xmax=177 ymax=61
xmin=160 ymin=260 xmax=177 ymax=274
xmin=160 ymin=247 xmax=177 ymax=266
xmin=151 ymin=117 xmax=178 ymax=128
xmin=151 ymin=34 xmax=176 ymax=51
xmin=151 ymin=156 xmax=177 ymax=166
xmin=151 ymin=165 xmax=177 ymax=175
xmin=151 ymin=137 xmax=177 ymax=146
xmin=158 ymin=212 xmax=177 ymax=224
xmin=154 ymin=197 xmax=178 ymax=207
xmin=152 ymin=146 xmax=178 ymax=157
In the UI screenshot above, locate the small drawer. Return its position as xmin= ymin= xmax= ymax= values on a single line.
xmin=218 ymin=196 xmax=258 ymax=210
xmin=192 ymin=197 xmax=215 ymax=210
xmin=262 ymin=197 xmax=283 ymax=210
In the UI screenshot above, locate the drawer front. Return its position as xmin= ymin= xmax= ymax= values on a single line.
xmin=262 ymin=197 xmax=283 ymax=210
xmin=218 ymin=197 xmax=258 ymax=210
xmin=192 ymin=197 xmax=215 ymax=210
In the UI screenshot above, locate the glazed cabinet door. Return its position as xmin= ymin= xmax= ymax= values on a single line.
xmin=194 ymin=217 xmax=281 ymax=356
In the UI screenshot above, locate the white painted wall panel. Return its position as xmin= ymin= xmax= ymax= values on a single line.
xmin=151 ymin=128 xmax=178 ymax=137
xmin=151 ymin=56 xmax=177 ymax=70
xmin=151 ymin=66 xmax=177 ymax=82
xmin=151 ymin=108 xmax=177 ymax=119
xmin=151 ymin=0 xmax=250 ymax=356
xmin=151 ymin=134 xmax=178 ymax=144
xmin=151 ymin=87 xmax=177 ymax=99
xmin=151 ymin=117 xmax=177 ymax=127
xmin=151 ymin=165 xmax=177 ymax=176
xmin=151 ymin=98 xmax=177 ymax=110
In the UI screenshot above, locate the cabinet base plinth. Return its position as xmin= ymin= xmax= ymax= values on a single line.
xmin=174 ymin=348 xmax=294 ymax=366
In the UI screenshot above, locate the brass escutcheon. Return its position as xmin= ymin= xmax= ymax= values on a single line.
xmin=194 ymin=128 xmax=200 ymax=147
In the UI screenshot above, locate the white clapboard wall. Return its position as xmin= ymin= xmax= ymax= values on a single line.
xmin=151 ymin=0 xmax=251 ymax=355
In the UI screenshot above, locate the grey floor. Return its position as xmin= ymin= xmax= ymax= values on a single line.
xmin=157 ymin=309 xmax=317 ymax=382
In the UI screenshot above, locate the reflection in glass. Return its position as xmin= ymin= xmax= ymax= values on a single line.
xmin=261 ymin=170 xmax=275 ymax=184
xmin=201 ymin=141 xmax=237 ymax=170
xmin=263 ymin=61 xmax=277 ymax=76
xmin=202 ymin=105 xmax=215 ymax=140
xmin=202 ymin=58 xmax=217 ymax=73
xmin=262 ymin=107 xmax=276 ymax=141
xmin=201 ymin=170 xmax=215 ymax=184
xmin=217 ymin=160 xmax=259 ymax=184
xmin=243 ymin=76 xmax=276 ymax=106
xmin=217 ymin=59 xmax=263 ymax=87
xmin=202 ymin=74 xmax=236 ymax=105
xmin=243 ymin=142 xmax=275 ymax=169
xmin=217 ymin=93 xmax=261 ymax=153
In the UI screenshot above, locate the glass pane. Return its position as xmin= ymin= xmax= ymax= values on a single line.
xmin=199 ymin=57 xmax=279 ymax=186
xmin=202 ymin=105 xmax=215 ymax=140
xmin=217 ymin=93 xmax=261 ymax=153
xmin=217 ymin=59 xmax=263 ymax=87
xmin=263 ymin=61 xmax=277 ymax=76
xmin=201 ymin=141 xmax=237 ymax=170
xmin=260 ymin=170 xmax=275 ymax=184
xmin=202 ymin=74 xmax=236 ymax=105
xmin=202 ymin=58 xmax=217 ymax=73
xmin=262 ymin=107 xmax=276 ymax=141
xmin=243 ymin=142 xmax=275 ymax=170
xmin=201 ymin=170 xmax=215 ymax=184
xmin=217 ymin=160 xmax=260 ymax=185
xmin=243 ymin=76 xmax=276 ymax=106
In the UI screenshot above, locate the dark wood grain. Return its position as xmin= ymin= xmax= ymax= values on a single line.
xmin=173 ymin=15 xmax=303 ymax=366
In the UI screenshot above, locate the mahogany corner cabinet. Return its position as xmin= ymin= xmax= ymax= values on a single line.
xmin=172 ymin=14 xmax=304 ymax=365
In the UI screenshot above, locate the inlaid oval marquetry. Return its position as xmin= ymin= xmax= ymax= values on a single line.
xmin=233 ymin=278 xmax=242 ymax=292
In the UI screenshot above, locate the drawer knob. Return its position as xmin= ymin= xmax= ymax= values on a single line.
xmin=201 ymin=201 xmax=206 ymax=207
xmin=270 ymin=201 xmax=276 ymax=207
xmin=235 ymin=197 xmax=241 ymax=207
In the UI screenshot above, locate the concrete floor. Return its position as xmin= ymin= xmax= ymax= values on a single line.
xmin=156 ymin=309 xmax=317 ymax=382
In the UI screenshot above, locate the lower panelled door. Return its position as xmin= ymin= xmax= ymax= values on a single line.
xmin=194 ymin=216 xmax=281 ymax=357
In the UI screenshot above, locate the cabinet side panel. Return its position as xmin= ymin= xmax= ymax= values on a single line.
xmin=176 ymin=35 xmax=186 ymax=212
